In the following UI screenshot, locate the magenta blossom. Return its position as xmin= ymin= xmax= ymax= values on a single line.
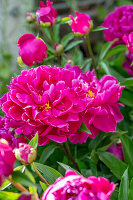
xmin=0 ymin=66 xmax=87 ymax=145
xmin=107 ymin=142 xmax=124 ymax=161
xmin=36 ymin=1 xmax=58 ymax=26
xmin=17 ymin=34 xmax=47 ymax=66
xmin=123 ymin=32 xmax=133 ymax=53
xmin=42 ymin=170 xmax=115 ymax=200
xmin=0 ymin=139 xmax=16 ymax=186
xmin=123 ymin=53 xmax=133 ymax=77
xmin=69 ymin=11 xmax=92 ymax=36
xmin=17 ymin=193 xmax=34 ymax=200
xmin=0 ymin=116 xmax=27 ymax=149
xmin=102 ymin=5 xmax=133 ymax=45
xmin=14 ymin=143 xmax=37 ymax=164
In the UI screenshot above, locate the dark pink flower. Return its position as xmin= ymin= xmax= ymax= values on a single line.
xmin=14 ymin=143 xmax=37 ymax=164
xmin=123 ymin=53 xmax=133 ymax=76
xmin=17 ymin=193 xmax=34 ymax=200
xmin=42 ymin=170 xmax=115 ymax=200
xmin=36 ymin=1 xmax=58 ymax=26
xmin=0 ymin=66 xmax=87 ymax=145
xmin=102 ymin=5 xmax=133 ymax=45
xmin=69 ymin=11 xmax=92 ymax=36
xmin=0 ymin=139 xmax=16 ymax=186
xmin=17 ymin=34 xmax=47 ymax=66
xmin=107 ymin=142 xmax=124 ymax=161
xmin=123 ymin=32 xmax=133 ymax=53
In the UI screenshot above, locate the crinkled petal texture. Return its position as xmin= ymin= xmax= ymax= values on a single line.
xmin=36 ymin=0 xmax=58 ymax=26
xmin=123 ymin=32 xmax=133 ymax=53
xmin=123 ymin=53 xmax=133 ymax=77
xmin=69 ymin=11 xmax=91 ymax=35
xmin=42 ymin=170 xmax=115 ymax=200
xmin=18 ymin=33 xmax=47 ymax=66
xmin=0 ymin=65 xmax=124 ymax=145
xmin=102 ymin=5 xmax=133 ymax=45
xmin=0 ymin=141 xmax=16 ymax=186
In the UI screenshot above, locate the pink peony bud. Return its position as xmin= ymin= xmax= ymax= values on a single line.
xmin=53 ymin=43 xmax=64 ymax=55
xmin=17 ymin=193 xmax=35 ymax=200
xmin=14 ymin=143 xmax=37 ymax=164
xmin=42 ymin=170 xmax=115 ymax=200
xmin=107 ymin=142 xmax=124 ymax=161
xmin=36 ymin=0 xmax=58 ymax=26
xmin=0 ymin=139 xmax=16 ymax=186
xmin=69 ymin=11 xmax=92 ymax=36
xmin=26 ymin=13 xmax=36 ymax=23
xmin=123 ymin=32 xmax=133 ymax=53
xmin=17 ymin=33 xmax=47 ymax=66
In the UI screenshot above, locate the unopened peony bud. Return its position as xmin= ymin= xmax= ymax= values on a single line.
xmin=14 ymin=143 xmax=37 ymax=164
xmin=17 ymin=33 xmax=47 ymax=66
xmin=53 ymin=43 xmax=64 ymax=55
xmin=107 ymin=142 xmax=123 ymax=161
xmin=0 ymin=139 xmax=16 ymax=186
xmin=26 ymin=13 xmax=36 ymax=23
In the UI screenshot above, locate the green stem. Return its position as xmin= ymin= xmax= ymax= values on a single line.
xmin=8 ymin=176 xmax=28 ymax=192
xmin=85 ymin=34 xmax=98 ymax=78
xmin=32 ymin=162 xmax=49 ymax=185
xmin=34 ymin=22 xmax=51 ymax=43
xmin=64 ymin=141 xmax=80 ymax=172
xmin=48 ymin=27 xmax=54 ymax=46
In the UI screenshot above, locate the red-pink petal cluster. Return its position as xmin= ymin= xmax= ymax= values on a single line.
xmin=0 ymin=66 xmax=124 ymax=145
xmin=123 ymin=32 xmax=133 ymax=53
xmin=107 ymin=142 xmax=124 ymax=161
xmin=102 ymin=5 xmax=133 ymax=45
xmin=42 ymin=170 xmax=115 ymax=200
xmin=123 ymin=53 xmax=133 ymax=77
xmin=18 ymin=34 xmax=47 ymax=66
xmin=69 ymin=11 xmax=92 ymax=35
xmin=36 ymin=1 xmax=58 ymax=26
xmin=0 ymin=139 xmax=16 ymax=186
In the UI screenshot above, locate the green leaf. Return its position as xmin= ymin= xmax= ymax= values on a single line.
xmin=12 ymin=171 xmax=35 ymax=187
xmin=40 ymin=181 xmax=48 ymax=191
xmin=39 ymin=145 xmax=58 ymax=163
xmin=120 ymin=134 xmax=133 ymax=169
xmin=0 ymin=192 xmax=20 ymax=200
xmin=29 ymin=132 xmax=38 ymax=148
xmin=61 ymin=33 xmax=74 ymax=47
xmin=99 ymin=60 xmax=110 ymax=75
xmin=92 ymin=26 xmax=108 ymax=32
xmin=121 ymin=78 xmax=133 ymax=87
xmin=65 ymin=40 xmax=83 ymax=52
xmin=105 ymin=45 xmax=127 ymax=60
xmin=78 ymin=122 xmax=92 ymax=135
xmin=118 ymin=169 xmax=129 ymax=200
xmin=53 ymin=20 xmax=60 ymax=43
xmin=58 ymin=162 xmax=81 ymax=175
xmin=98 ymin=152 xmax=127 ymax=179
xmin=120 ymin=90 xmax=133 ymax=108
xmin=99 ymin=42 xmax=113 ymax=60
xmin=34 ymin=162 xmax=62 ymax=184
xmin=129 ymin=178 xmax=133 ymax=199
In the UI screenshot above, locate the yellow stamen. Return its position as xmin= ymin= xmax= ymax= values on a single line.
xmin=86 ymin=89 xmax=95 ymax=98
xmin=44 ymin=102 xmax=51 ymax=110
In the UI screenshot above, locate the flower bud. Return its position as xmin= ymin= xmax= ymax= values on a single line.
xmin=53 ymin=43 xmax=64 ymax=55
xmin=0 ymin=139 xmax=16 ymax=186
xmin=17 ymin=33 xmax=47 ymax=66
xmin=26 ymin=13 xmax=36 ymax=23
xmin=14 ymin=143 xmax=37 ymax=164
xmin=17 ymin=56 xmax=25 ymax=67
xmin=69 ymin=11 xmax=92 ymax=36
xmin=107 ymin=142 xmax=123 ymax=161
xmin=17 ymin=192 xmax=35 ymax=200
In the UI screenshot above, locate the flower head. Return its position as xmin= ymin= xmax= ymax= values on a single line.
xmin=36 ymin=1 xmax=58 ymax=26
xmin=69 ymin=11 xmax=92 ymax=36
xmin=42 ymin=170 xmax=115 ymax=200
xmin=17 ymin=34 xmax=47 ymax=66
xmin=102 ymin=5 xmax=133 ymax=45
xmin=17 ymin=193 xmax=35 ymax=200
xmin=0 ymin=139 xmax=16 ymax=186
xmin=14 ymin=143 xmax=37 ymax=164
xmin=123 ymin=32 xmax=133 ymax=53
xmin=107 ymin=142 xmax=124 ymax=161
xmin=123 ymin=53 xmax=133 ymax=76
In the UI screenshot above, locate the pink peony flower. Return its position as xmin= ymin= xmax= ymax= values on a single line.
xmin=17 ymin=34 xmax=47 ymax=66
xmin=69 ymin=11 xmax=92 ymax=36
xmin=17 ymin=193 xmax=34 ymax=200
xmin=0 ymin=139 xmax=16 ymax=186
xmin=123 ymin=32 xmax=133 ymax=53
xmin=123 ymin=53 xmax=133 ymax=76
xmin=107 ymin=142 xmax=124 ymax=161
xmin=42 ymin=170 xmax=115 ymax=200
xmin=0 ymin=66 xmax=87 ymax=145
xmin=102 ymin=5 xmax=133 ymax=45
xmin=0 ymin=116 xmax=27 ymax=149
xmin=14 ymin=143 xmax=37 ymax=164
xmin=36 ymin=1 xmax=58 ymax=26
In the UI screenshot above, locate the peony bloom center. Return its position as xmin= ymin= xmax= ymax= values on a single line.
xmin=86 ymin=89 xmax=95 ymax=98
xmin=44 ymin=102 xmax=51 ymax=110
